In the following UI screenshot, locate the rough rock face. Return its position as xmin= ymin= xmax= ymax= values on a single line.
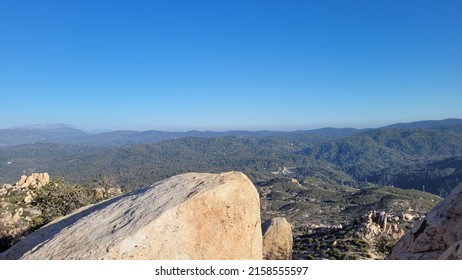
xmin=388 ymin=185 xmax=462 ymax=260
xmin=17 ymin=173 xmax=50 ymax=189
xmin=0 ymin=171 xmax=262 ymax=260
xmin=1 ymin=173 xmax=51 ymax=251
xmin=262 ymin=217 xmax=293 ymax=260
xmin=358 ymin=211 xmax=404 ymax=241
xmin=0 ymin=173 xmax=49 ymax=193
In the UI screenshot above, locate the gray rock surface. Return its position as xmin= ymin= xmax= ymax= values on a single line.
xmin=388 ymin=184 xmax=462 ymax=259
xmin=0 ymin=171 xmax=262 ymax=260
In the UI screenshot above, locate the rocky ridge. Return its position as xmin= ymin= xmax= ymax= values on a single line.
xmin=388 ymin=184 xmax=462 ymax=259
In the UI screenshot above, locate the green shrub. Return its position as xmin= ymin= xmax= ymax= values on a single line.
xmin=32 ymin=178 xmax=97 ymax=228
xmin=374 ymin=234 xmax=398 ymax=256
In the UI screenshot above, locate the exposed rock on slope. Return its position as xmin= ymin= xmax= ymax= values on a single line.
xmin=0 ymin=171 xmax=262 ymax=260
xmin=262 ymin=217 xmax=293 ymax=260
xmin=1 ymin=173 xmax=123 ymax=253
xmin=18 ymin=173 xmax=50 ymax=189
xmin=357 ymin=211 xmax=404 ymax=241
xmin=0 ymin=172 xmax=50 ymax=193
xmin=1 ymin=173 xmax=50 ymax=251
xmin=388 ymin=184 xmax=462 ymax=259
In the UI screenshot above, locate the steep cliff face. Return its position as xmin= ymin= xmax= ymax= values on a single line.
xmin=0 ymin=171 xmax=262 ymax=260
xmin=388 ymin=185 xmax=462 ymax=259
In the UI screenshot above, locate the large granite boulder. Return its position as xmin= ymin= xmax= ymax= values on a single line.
xmin=0 ymin=171 xmax=262 ymax=260
xmin=388 ymin=184 xmax=462 ymax=259
xmin=262 ymin=217 xmax=293 ymax=260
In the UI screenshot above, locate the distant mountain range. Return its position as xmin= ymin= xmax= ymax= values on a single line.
xmin=1 ymin=118 xmax=462 ymax=197
xmin=382 ymin=118 xmax=462 ymax=129
xmin=0 ymin=125 xmax=357 ymax=147
xmin=1 ymin=119 xmax=461 ymax=147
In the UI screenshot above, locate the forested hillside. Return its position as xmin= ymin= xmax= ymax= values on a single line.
xmin=0 ymin=137 xmax=353 ymax=191
xmin=305 ymin=126 xmax=462 ymax=195
xmin=1 ymin=120 xmax=462 ymax=196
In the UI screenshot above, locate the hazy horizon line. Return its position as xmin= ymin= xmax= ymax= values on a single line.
xmin=3 ymin=118 xmax=461 ymax=133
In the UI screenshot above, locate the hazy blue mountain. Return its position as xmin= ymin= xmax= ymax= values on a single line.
xmin=3 ymin=119 xmax=458 ymax=147
xmin=0 ymin=128 xmax=88 ymax=147
xmin=0 ymin=126 xmax=360 ymax=147
xmin=382 ymin=118 xmax=462 ymax=129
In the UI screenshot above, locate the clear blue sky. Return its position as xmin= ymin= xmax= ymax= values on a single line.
xmin=1 ymin=0 xmax=461 ymax=131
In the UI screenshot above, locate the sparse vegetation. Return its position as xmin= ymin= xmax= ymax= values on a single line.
xmin=0 ymin=177 xmax=122 ymax=253
xmin=292 ymin=225 xmax=374 ymax=260
xmin=374 ymin=234 xmax=399 ymax=257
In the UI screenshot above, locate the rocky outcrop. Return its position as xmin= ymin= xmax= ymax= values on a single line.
xmin=1 ymin=173 xmax=49 ymax=194
xmin=1 ymin=173 xmax=50 ymax=251
xmin=16 ymin=173 xmax=50 ymax=189
xmin=262 ymin=217 xmax=293 ymax=260
xmin=388 ymin=185 xmax=462 ymax=259
xmin=357 ymin=211 xmax=404 ymax=241
xmin=0 ymin=171 xmax=262 ymax=260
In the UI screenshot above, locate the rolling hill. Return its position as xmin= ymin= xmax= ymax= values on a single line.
xmin=1 ymin=119 xmax=461 ymax=196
